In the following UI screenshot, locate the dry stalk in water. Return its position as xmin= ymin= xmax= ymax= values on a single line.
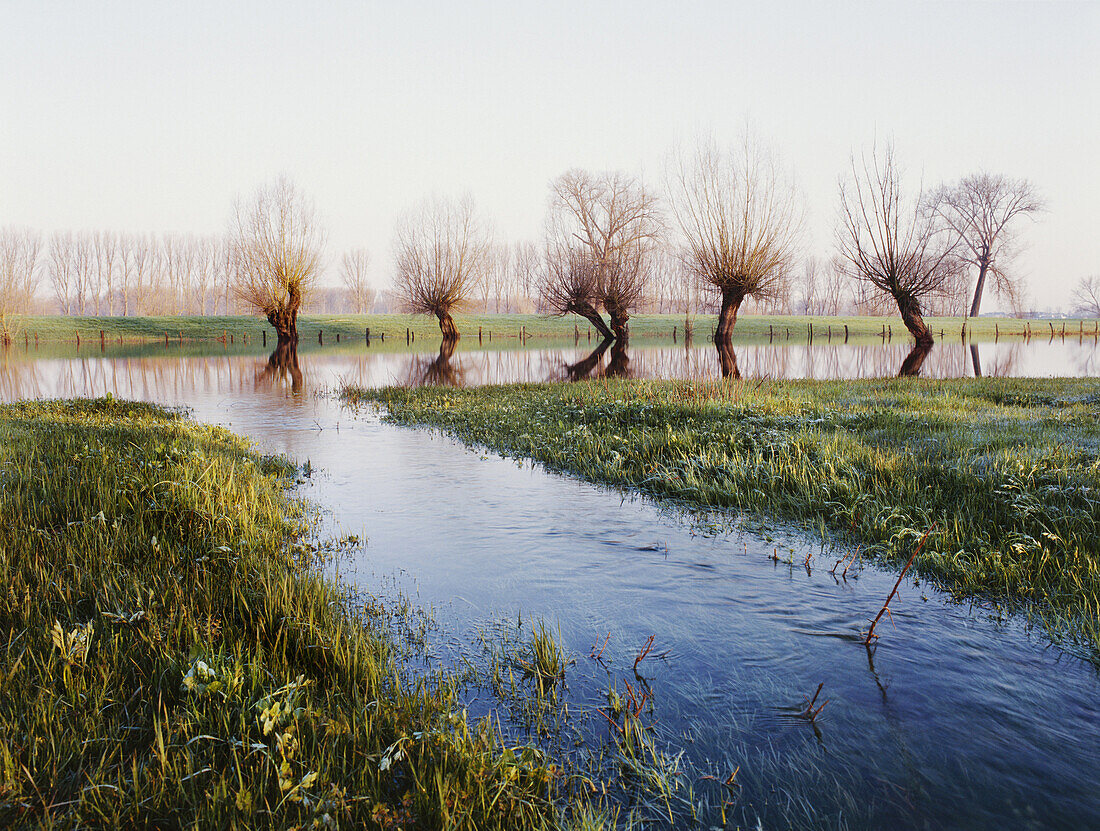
xmin=863 ymin=525 xmax=937 ymax=646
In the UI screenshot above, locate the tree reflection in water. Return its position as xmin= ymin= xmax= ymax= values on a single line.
xmin=564 ymin=338 xmax=611 ymax=381
xmin=604 ymin=339 xmax=632 ymax=379
xmin=898 ymin=342 xmax=933 ymax=377
xmin=716 ymin=340 xmax=740 ymax=379
xmin=256 ymin=341 xmax=304 ymax=395
xmin=408 ymin=339 xmax=464 ymax=387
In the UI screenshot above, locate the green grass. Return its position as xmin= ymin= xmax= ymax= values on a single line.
xmin=11 ymin=312 xmax=1095 ymax=346
xmin=0 ymin=398 xmax=575 ymax=829
xmin=346 ymin=377 xmax=1100 ymax=662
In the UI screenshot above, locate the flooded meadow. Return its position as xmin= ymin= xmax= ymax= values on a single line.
xmin=4 ymin=336 xmax=1099 ymax=828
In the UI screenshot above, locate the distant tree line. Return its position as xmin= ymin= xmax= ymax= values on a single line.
xmin=3 ymin=136 xmax=1090 ymax=349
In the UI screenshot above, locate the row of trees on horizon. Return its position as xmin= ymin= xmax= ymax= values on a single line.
xmin=3 ymin=138 xmax=1099 ymax=342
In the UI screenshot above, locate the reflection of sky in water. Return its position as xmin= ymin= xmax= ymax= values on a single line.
xmin=3 ymin=342 xmax=1099 ymax=829
xmin=1 ymin=338 xmax=1099 ymax=403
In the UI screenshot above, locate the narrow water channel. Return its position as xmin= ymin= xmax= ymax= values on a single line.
xmin=4 ymin=344 xmax=1099 ymax=829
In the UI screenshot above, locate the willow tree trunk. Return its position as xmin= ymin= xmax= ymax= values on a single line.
xmin=566 ymin=300 xmax=614 ymax=341
xmin=714 ymin=289 xmax=745 ymax=345
xmin=894 ymin=292 xmax=934 ymax=346
xmin=267 ymin=285 xmax=301 ymax=345
xmin=435 ymin=310 xmax=460 ymax=340
xmin=604 ymin=299 xmax=630 ymax=343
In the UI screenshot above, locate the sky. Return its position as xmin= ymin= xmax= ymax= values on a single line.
xmin=1 ymin=1 xmax=1097 ymax=310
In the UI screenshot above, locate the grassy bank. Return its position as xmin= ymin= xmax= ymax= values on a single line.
xmin=10 ymin=312 xmax=1093 ymax=346
xmin=348 ymin=378 xmax=1100 ymax=661
xmin=0 ymin=399 xmax=572 ymax=829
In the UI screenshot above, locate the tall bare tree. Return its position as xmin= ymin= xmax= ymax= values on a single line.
xmin=1071 ymin=275 xmax=1100 ymax=317
xmin=670 ymin=139 xmax=801 ymax=344
xmin=0 ymin=228 xmax=42 ymax=314
xmin=836 ymin=143 xmax=957 ymax=345
xmin=928 ymin=173 xmax=1044 ymax=317
xmin=393 ymin=196 xmax=491 ymax=339
xmin=548 ymin=169 xmax=661 ymax=341
xmin=0 ymin=228 xmax=41 ymax=341
xmin=340 ymin=248 xmax=375 ymax=313
xmin=93 ymin=231 xmax=118 ymax=315
xmin=232 ymin=178 xmax=325 ymax=345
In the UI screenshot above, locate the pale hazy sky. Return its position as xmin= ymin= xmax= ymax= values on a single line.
xmin=2 ymin=1 xmax=1097 ymax=309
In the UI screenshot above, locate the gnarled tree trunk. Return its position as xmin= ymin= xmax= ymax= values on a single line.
xmin=714 ymin=289 xmax=745 ymax=345
xmin=566 ymin=299 xmax=614 ymax=341
xmin=266 ymin=285 xmax=301 ymax=345
xmin=894 ymin=291 xmax=934 ymax=346
xmin=435 ymin=310 xmax=460 ymax=340
xmin=604 ymin=298 xmax=630 ymax=343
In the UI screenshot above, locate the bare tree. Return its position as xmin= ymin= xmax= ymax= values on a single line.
xmin=340 ymin=248 xmax=375 ymax=313
xmin=836 ymin=143 xmax=957 ymax=345
xmin=548 ymin=169 xmax=661 ymax=341
xmin=510 ymin=241 xmax=539 ymax=313
xmin=232 ymin=178 xmax=325 ymax=345
xmin=48 ymin=232 xmax=76 ymax=314
xmin=0 ymin=228 xmax=42 ymax=314
xmin=0 ymin=228 xmax=42 ymax=341
xmin=929 ymin=173 xmax=1044 ymax=317
xmin=670 ymin=139 xmax=801 ymax=344
xmin=1071 ymin=275 xmax=1100 ymax=317
xmin=93 ymin=231 xmax=118 ymax=315
xmin=393 ymin=195 xmax=491 ymax=339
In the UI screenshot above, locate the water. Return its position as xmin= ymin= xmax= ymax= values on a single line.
xmin=4 ymin=340 xmax=1099 ymax=828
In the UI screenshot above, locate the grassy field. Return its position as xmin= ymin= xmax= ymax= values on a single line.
xmin=0 ymin=399 xmax=595 ymax=829
xmin=8 ymin=312 xmax=1097 ymax=347
xmin=348 ymin=377 xmax=1100 ymax=663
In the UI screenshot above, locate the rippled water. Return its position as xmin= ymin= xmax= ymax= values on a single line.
xmin=4 ymin=341 xmax=1099 ymax=828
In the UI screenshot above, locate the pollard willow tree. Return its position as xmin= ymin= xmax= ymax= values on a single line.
xmin=231 ymin=177 xmax=325 ymax=346
xmin=546 ymin=169 xmax=661 ymax=342
xmin=538 ymin=242 xmax=613 ymax=340
xmin=928 ymin=173 xmax=1044 ymax=317
xmin=836 ymin=143 xmax=958 ymax=347
xmin=393 ymin=196 xmax=492 ymax=340
xmin=669 ymin=138 xmax=801 ymax=345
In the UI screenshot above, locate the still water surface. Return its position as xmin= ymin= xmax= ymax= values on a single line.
xmin=4 ymin=340 xmax=1099 ymax=828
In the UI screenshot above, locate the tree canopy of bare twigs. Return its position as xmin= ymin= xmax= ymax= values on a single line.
xmin=669 ymin=139 xmax=801 ymax=344
xmin=340 ymin=248 xmax=375 ymax=313
xmin=546 ymin=169 xmax=662 ymax=341
xmin=231 ymin=177 xmax=325 ymax=344
xmin=928 ymin=173 xmax=1044 ymax=317
xmin=539 ymin=242 xmax=612 ymax=340
xmin=393 ymin=196 xmax=491 ymax=340
xmin=0 ymin=227 xmax=42 ymax=342
xmin=835 ymin=143 xmax=957 ymax=345
xmin=1072 ymin=275 xmax=1100 ymax=317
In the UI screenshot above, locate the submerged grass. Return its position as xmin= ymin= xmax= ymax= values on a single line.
xmin=0 ymin=398 xmax=569 ymax=829
xmin=346 ymin=377 xmax=1100 ymax=661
